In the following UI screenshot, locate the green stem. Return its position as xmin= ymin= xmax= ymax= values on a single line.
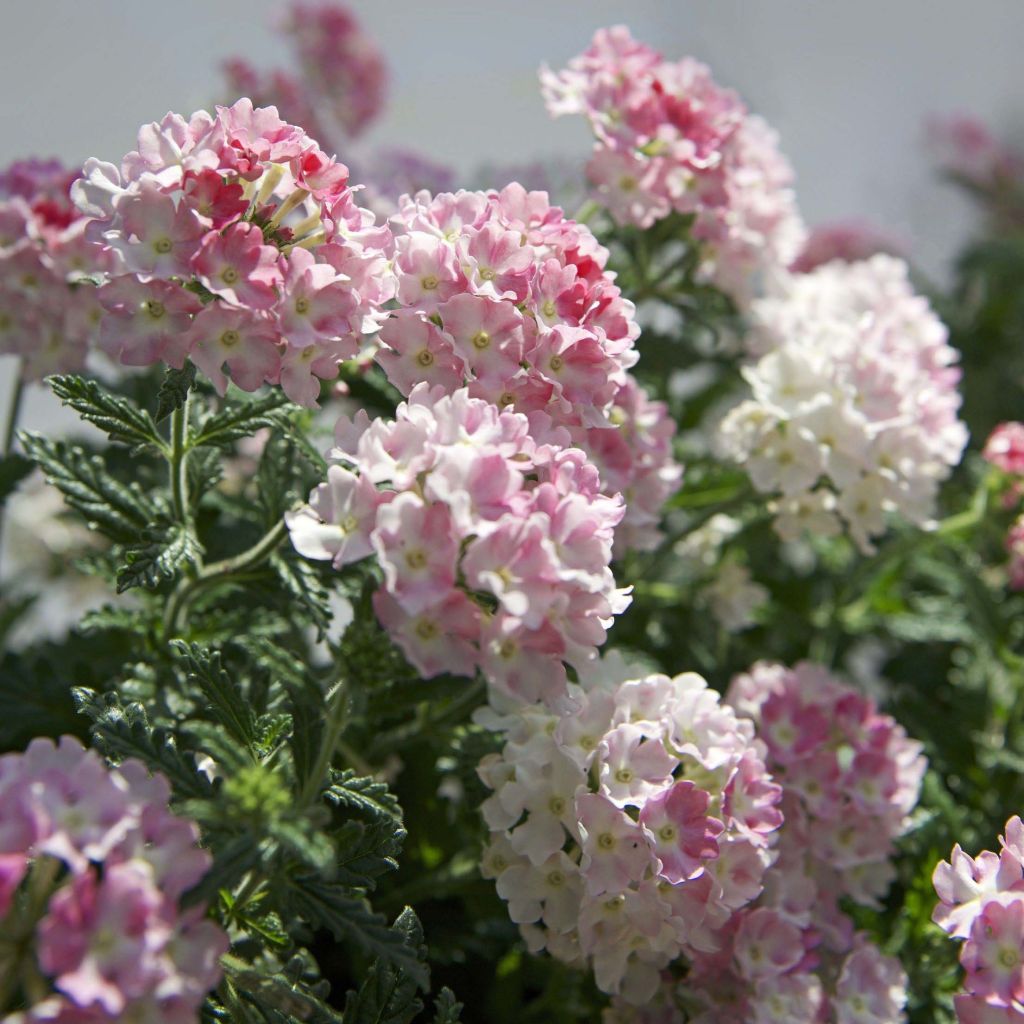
xmin=2 ymin=367 xmax=24 ymax=456
xmin=571 ymin=199 xmax=601 ymax=225
xmin=169 ymin=393 xmax=191 ymax=527
xmin=299 ymin=678 xmax=349 ymax=806
xmin=162 ymin=517 xmax=289 ymax=638
xmin=0 ymin=369 xmax=26 ymax=585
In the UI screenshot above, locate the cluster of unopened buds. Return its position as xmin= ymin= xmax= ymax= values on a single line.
xmin=0 ymin=158 xmax=111 ymax=379
xmin=0 ymin=736 xmax=225 ymax=1022
xmin=72 ymin=99 xmax=393 ymax=406
xmin=382 ymin=182 xmax=680 ymax=550
xmin=477 ymin=654 xmax=783 ymax=1002
xmin=224 ymin=0 xmax=386 ymax=148
xmin=286 ymin=385 xmax=631 ymax=703
xmin=541 ymin=25 xmax=805 ymax=299
xmin=719 ymin=254 xmax=968 ymax=552
xmin=983 ymin=422 xmax=1024 ymax=590
xmin=933 ymin=816 xmax=1024 ymax=1023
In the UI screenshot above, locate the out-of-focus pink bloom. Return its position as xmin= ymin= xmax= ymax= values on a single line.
xmin=790 ymin=219 xmax=904 ymax=274
xmin=0 ymin=736 xmax=226 ymax=1021
xmin=985 ymin=424 xmax=1024 ymax=476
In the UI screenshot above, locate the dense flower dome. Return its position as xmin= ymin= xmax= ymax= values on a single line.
xmin=478 ymin=654 xmax=782 ymax=1002
xmin=719 ymin=255 xmax=968 ymax=551
xmin=287 ymin=385 xmax=631 ymax=703
xmin=72 ymin=99 xmax=394 ymax=405
xmin=0 ymin=736 xmax=225 ymax=1023
xmin=541 ymin=26 xmax=805 ymax=299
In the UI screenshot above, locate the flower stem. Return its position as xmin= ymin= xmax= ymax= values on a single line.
xmin=299 ymin=678 xmax=349 ymax=806
xmin=2 ymin=366 xmax=24 ymax=457
xmin=162 ymin=517 xmax=289 ymax=639
xmin=169 ymin=393 xmax=191 ymax=527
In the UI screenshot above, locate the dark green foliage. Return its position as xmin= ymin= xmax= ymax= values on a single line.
xmin=154 ymin=363 xmax=198 ymax=423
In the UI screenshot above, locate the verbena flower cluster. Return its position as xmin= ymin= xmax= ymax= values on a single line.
xmin=983 ymin=422 xmax=1024 ymax=590
xmin=541 ymin=26 xmax=805 ymax=297
xmin=933 ymin=816 xmax=1024 ymax=1023
xmin=0 ymin=736 xmax=225 ymax=1022
xmin=225 ymin=1 xmax=386 ymax=144
xmin=72 ymin=99 xmax=393 ymax=406
xmin=286 ymin=385 xmax=631 ymax=703
xmin=477 ymin=655 xmax=783 ymax=1002
xmin=0 ymin=158 xmax=110 ymax=379
xmin=728 ymin=661 xmax=926 ymax=910
xmin=381 ymin=183 xmax=681 ymax=551
xmin=719 ymin=255 xmax=968 ymax=551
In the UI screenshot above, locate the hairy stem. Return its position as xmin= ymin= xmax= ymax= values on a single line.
xmin=299 ymin=677 xmax=349 ymax=806
xmin=162 ymin=517 xmax=289 ymax=639
xmin=169 ymin=393 xmax=191 ymax=527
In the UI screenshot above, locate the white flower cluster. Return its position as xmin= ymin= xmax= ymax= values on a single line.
xmin=478 ymin=654 xmax=781 ymax=1003
xmin=718 ymin=255 xmax=968 ymax=551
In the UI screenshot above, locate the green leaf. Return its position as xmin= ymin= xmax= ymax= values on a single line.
xmin=324 ymin=769 xmax=403 ymax=824
xmin=182 ymin=834 xmax=266 ymax=909
xmin=269 ymin=551 xmax=333 ymax=639
xmin=0 ymin=452 xmax=34 ymax=503
xmin=268 ymin=818 xmax=336 ymax=873
xmin=333 ymin=820 xmax=405 ymax=890
xmin=284 ymin=881 xmax=428 ymax=990
xmin=72 ymin=688 xmax=214 ymax=800
xmin=0 ymin=650 xmax=82 ymax=750
xmin=430 ymin=990 xmax=463 ymax=1024
xmin=172 ymin=642 xmax=258 ymax=749
xmin=340 ymin=907 xmax=428 ymax=1024
xmin=19 ymin=433 xmax=159 ymax=542
xmin=191 ymin=391 xmax=294 ymax=449
xmin=155 ymin=363 xmax=197 ymax=424
xmin=116 ymin=520 xmax=203 ymax=593
xmin=48 ymin=374 xmax=164 ymax=451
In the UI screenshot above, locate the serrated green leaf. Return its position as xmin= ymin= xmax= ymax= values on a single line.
xmin=339 ymin=907 xmax=428 ymax=1024
xmin=0 ymin=651 xmax=82 ymax=751
xmin=430 ymin=989 xmax=462 ymax=1024
xmin=269 ymin=551 xmax=333 ymax=639
xmin=155 ymin=363 xmax=197 ymax=423
xmin=324 ymin=769 xmax=402 ymax=823
xmin=333 ymin=819 xmax=405 ymax=890
xmin=48 ymin=374 xmax=164 ymax=451
xmin=72 ymin=688 xmax=213 ymax=800
xmin=191 ymin=391 xmax=294 ymax=449
xmin=0 ymin=452 xmax=34 ymax=503
xmin=182 ymin=833 xmax=267 ymax=909
xmin=268 ymin=818 xmax=336 ymax=872
xmin=19 ymin=433 xmax=158 ymax=542
xmin=172 ymin=642 xmax=258 ymax=749
xmin=284 ymin=881 xmax=428 ymax=990
xmin=116 ymin=520 xmax=203 ymax=593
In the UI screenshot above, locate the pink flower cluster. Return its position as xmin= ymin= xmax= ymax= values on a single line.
xmin=72 ymin=99 xmax=393 ymax=406
xmin=286 ymin=385 xmax=631 ymax=703
xmin=929 ymin=114 xmax=1024 ymax=193
xmin=224 ymin=2 xmax=387 ymax=144
xmin=598 ymin=660 xmax=922 ymax=1023
xmin=477 ymin=655 xmax=782 ymax=1002
xmin=0 ymin=158 xmax=111 ymax=379
xmin=933 ymin=816 xmax=1024 ymax=1023
xmin=0 ymin=736 xmax=225 ymax=1023
xmin=982 ymin=424 xmax=1024 ymax=590
xmin=728 ymin=661 xmax=926 ymax=909
xmin=790 ymin=220 xmax=903 ymax=275
xmin=541 ymin=26 xmax=805 ymax=298
xmin=382 ymin=183 xmax=681 ymax=551
xmin=719 ymin=255 xmax=968 ymax=551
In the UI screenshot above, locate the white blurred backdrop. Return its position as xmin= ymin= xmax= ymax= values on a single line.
xmin=1 ymin=0 xmax=1023 ymax=424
